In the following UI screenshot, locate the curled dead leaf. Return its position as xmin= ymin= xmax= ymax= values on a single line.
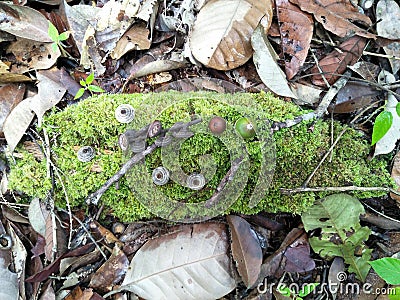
xmin=190 ymin=0 xmax=273 ymax=70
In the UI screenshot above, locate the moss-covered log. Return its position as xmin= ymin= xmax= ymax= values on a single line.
xmin=8 ymin=92 xmax=393 ymax=221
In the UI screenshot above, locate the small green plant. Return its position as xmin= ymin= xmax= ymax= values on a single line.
xmin=277 ymin=282 xmax=319 ymax=299
xmin=48 ymin=21 xmax=70 ymax=54
xmin=74 ymin=73 xmax=105 ymax=99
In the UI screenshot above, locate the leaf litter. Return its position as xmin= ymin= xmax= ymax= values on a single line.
xmin=1 ymin=0 xmax=400 ymax=299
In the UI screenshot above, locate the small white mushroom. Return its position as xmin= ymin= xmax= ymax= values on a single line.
xmin=186 ymin=173 xmax=206 ymax=190
xmin=77 ymin=146 xmax=95 ymax=162
xmin=152 ymin=167 xmax=170 ymax=185
xmin=115 ymin=104 xmax=135 ymax=123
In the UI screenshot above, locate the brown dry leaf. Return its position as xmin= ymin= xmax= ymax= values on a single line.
xmin=89 ymin=246 xmax=129 ymax=293
xmin=3 ymin=98 xmax=34 ymax=152
xmin=156 ymin=78 xmax=245 ymax=93
xmin=292 ymin=82 xmax=323 ymax=106
xmin=390 ymin=151 xmax=400 ymax=202
xmin=289 ymin=0 xmax=374 ymax=38
xmin=44 ymin=212 xmax=67 ymax=262
xmin=349 ymin=61 xmax=380 ymax=81
xmin=227 ymin=215 xmax=263 ymax=288
xmin=105 ymin=223 xmax=235 ymax=299
xmin=7 ymin=38 xmax=60 ymax=74
xmin=311 ymin=36 xmax=366 ymax=87
xmin=190 ymin=0 xmax=273 ymax=70
xmin=283 ymin=235 xmax=315 ymax=273
xmin=29 ymin=69 xmax=67 ymax=124
xmin=276 ymin=0 xmax=313 ymax=79
xmin=331 ymin=81 xmax=380 ymax=113
xmin=258 ymin=228 xmax=307 ymax=280
xmin=0 ymin=3 xmax=53 ymax=42
xmin=0 ymin=61 xmax=32 ymax=83
xmin=111 ymin=23 xmax=151 ymax=59
xmin=0 ymin=83 xmax=25 ymax=136
xmin=376 ymin=0 xmax=400 ymax=74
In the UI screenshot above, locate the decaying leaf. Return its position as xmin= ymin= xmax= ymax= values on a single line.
xmin=29 ymin=69 xmax=67 ymax=124
xmin=311 ymin=36 xmax=366 ymax=87
xmin=302 ymin=193 xmax=372 ymax=281
xmin=3 ymin=98 xmax=34 ymax=152
xmin=349 ymin=61 xmax=380 ymax=81
xmin=289 ymin=0 xmax=374 ymax=38
xmin=0 ymin=257 xmax=19 ymax=300
xmin=251 ymin=21 xmax=297 ymax=98
xmin=28 ymin=198 xmax=48 ymax=237
xmin=291 ymin=82 xmax=322 ymax=106
xmin=190 ymin=0 xmax=273 ymax=70
xmin=227 ymin=215 xmax=262 ymax=288
xmin=0 ymin=83 xmax=25 ymax=136
xmin=8 ymin=224 xmax=27 ymax=298
xmin=376 ymin=0 xmax=400 ymax=74
xmin=89 ymin=246 xmax=129 ymax=293
xmin=276 ymin=0 xmax=313 ymax=79
xmin=0 ymin=3 xmax=53 ymax=42
xmin=331 ymin=81 xmax=380 ymax=113
xmin=106 ymin=223 xmax=235 ymax=299
xmin=111 ymin=23 xmax=151 ymax=59
xmin=44 ymin=212 xmax=67 ymax=262
xmin=7 ymin=38 xmax=60 ymax=74
xmin=156 ymin=78 xmax=245 ymax=93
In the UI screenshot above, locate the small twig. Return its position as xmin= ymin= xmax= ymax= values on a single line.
xmin=87 ymin=143 xmax=158 ymax=205
xmin=362 ymin=202 xmax=400 ymax=224
xmin=204 ymin=156 xmax=244 ymax=208
xmin=271 ymin=71 xmax=351 ymax=131
xmin=311 ymin=50 xmax=331 ymax=88
xmin=280 ymin=185 xmax=397 ymax=195
xmin=363 ymin=50 xmax=400 ymax=60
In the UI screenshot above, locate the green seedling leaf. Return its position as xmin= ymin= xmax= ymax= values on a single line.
xmin=58 ymin=31 xmax=70 ymax=41
xmin=369 ymin=258 xmax=400 ymax=285
xmin=86 ymin=73 xmax=95 ymax=85
xmin=51 ymin=43 xmax=58 ymax=53
xmin=301 ymin=194 xmax=372 ymax=281
xmin=372 ymin=110 xmax=393 ymax=145
xmin=298 ymin=283 xmax=319 ymax=297
xmin=74 ymin=88 xmax=85 ymax=100
xmin=87 ymin=85 xmax=104 ymax=93
xmin=79 ymin=80 xmax=86 ymax=87
xmin=397 ymin=102 xmax=400 ymax=117
xmin=48 ymin=22 xmax=59 ymax=42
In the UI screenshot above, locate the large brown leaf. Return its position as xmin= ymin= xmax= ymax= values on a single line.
xmin=0 ymin=3 xmax=53 ymax=42
xmin=289 ymin=0 xmax=374 ymax=38
xmin=106 ymin=223 xmax=236 ymax=299
xmin=190 ymin=0 xmax=273 ymax=70
xmin=276 ymin=0 xmax=313 ymax=79
xmin=311 ymin=36 xmax=366 ymax=87
xmin=227 ymin=215 xmax=262 ymax=288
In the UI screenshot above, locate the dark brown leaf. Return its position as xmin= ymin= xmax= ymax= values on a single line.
xmin=89 ymin=246 xmax=129 ymax=293
xmin=311 ymin=36 xmax=366 ymax=87
xmin=227 ymin=215 xmax=263 ymax=288
xmin=276 ymin=0 xmax=313 ymax=79
xmin=331 ymin=81 xmax=380 ymax=113
xmin=283 ymin=240 xmax=315 ymax=272
xmin=0 ymin=83 xmax=25 ymax=136
xmin=289 ymin=0 xmax=374 ymax=38
xmin=390 ymin=151 xmax=400 ymax=202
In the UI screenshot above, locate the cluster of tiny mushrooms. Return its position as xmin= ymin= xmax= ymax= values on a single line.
xmin=77 ymin=104 xmax=257 ymax=194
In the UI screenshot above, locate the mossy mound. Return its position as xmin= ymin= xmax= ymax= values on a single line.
xmin=8 ymin=91 xmax=393 ymax=221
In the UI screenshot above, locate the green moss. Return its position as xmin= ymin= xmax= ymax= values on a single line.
xmin=8 ymin=91 xmax=394 ymax=221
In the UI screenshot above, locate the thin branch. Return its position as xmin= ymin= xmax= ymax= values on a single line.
xmin=280 ymin=185 xmax=397 ymax=195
